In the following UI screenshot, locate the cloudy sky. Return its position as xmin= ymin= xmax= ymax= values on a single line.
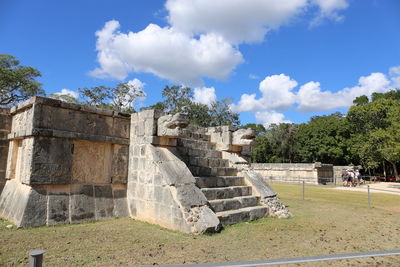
xmin=1 ymin=0 xmax=399 ymax=126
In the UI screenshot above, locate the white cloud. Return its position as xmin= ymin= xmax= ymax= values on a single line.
xmin=90 ymin=1 xmax=349 ymax=85
xmin=389 ymin=66 xmax=400 ymax=88
xmin=232 ymin=74 xmax=297 ymax=112
xmin=297 ymin=72 xmax=391 ymax=112
xmin=310 ymin=0 xmax=349 ymax=26
xmin=127 ymin=78 xmax=145 ymax=91
xmin=193 ymin=87 xmax=217 ymax=107
xmin=166 ymin=0 xmax=308 ymax=44
xmin=90 ymin=21 xmax=243 ymax=86
xmin=233 ymin=67 xmax=397 ymax=126
xmin=255 ymin=111 xmax=291 ymax=127
xmin=249 ymin=74 xmax=259 ymax=80
xmin=54 ymin=89 xmax=79 ymax=99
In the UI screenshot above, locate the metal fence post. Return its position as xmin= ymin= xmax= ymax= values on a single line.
xmin=302 ymin=180 xmax=305 ymax=200
xmin=29 ymin=250 xmax=45 ymax=267
xmin=367 ymin=185 xmax=371 ymax=207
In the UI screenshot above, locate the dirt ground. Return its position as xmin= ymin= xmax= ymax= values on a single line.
xmin=0 ymin=183 xmax=399 ymax=266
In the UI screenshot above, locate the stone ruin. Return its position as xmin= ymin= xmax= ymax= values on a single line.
xmin=0 ymin=97 xmax=291 ymax=234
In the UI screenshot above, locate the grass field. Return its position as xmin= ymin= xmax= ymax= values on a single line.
xmin=1 ymin=183 xmax=399 ymax=266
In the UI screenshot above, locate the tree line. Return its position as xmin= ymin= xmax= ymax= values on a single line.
xmin=1 ymin=54 xmax=399 ymax=179
xmin=248 ymin=91 xmax=400 ymax=180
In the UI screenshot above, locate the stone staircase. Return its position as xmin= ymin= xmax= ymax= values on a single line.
xmin=176 ymin=137 xmax=268 ymax=225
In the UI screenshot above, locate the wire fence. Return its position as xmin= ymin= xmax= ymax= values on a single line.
xmin=264 ymin=177 xmax=400 ymax=209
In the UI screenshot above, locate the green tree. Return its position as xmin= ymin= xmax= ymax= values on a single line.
xmin=78 ymin=83 xmax=145 ymax=113
xmin=185 ymin=102 xmax=212 ymax=127
xmin=252 ymin=135 xmax=273 ymax=163
xmin=79 ymin=86 xmax=111 ymax=107
xmin=0 ymin=54 xmax=44 ymax=106
xmin=48 ymin=93 xmax=79 ymax=103
xmin=143 ymin=85 xmax=240 ymax=127
xmin=111 ymin=83 xmax=146 ymax=113
xmin=242 ymin=123 xmax=266 ymax=136
xmin=252 ymin=123 xmax=298 ymax=163
xmin=296 ymin=113 xmax=351 ymax=165
xmin=141 ymin=101 xmax=167 ymax=112
xmin=162 ymin=85 xmax=193 ymax=113
xmin=208 ymin=98 xmax=240 ymax=127
xmin=347 ymin=94 xmax=400 ymax=179
xmin=353 ymin=95 xmax=369 ymax=106
xmin=267 ymin=123 xmax=298 ymax=163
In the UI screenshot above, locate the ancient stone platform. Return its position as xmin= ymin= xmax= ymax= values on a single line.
xmin=0 ymin=97 xmax=291 ymax=233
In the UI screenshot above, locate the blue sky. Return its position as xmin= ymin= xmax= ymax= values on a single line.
xmin=1 ymin=0 xmax=399 ymax=126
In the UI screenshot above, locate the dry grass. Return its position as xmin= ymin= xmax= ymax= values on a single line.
xmin=1 ymin=183 xmax=399 ymax=266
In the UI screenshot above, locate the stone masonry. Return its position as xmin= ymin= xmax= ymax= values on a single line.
xmin=251 ymin=163 xmax=334 ymax=185
xmin=0 ymin=97 xmax=291 ymax=233
xmin=0 ymin=108 xmax=11 ymax=193
xmin=0 ymin=97 xmax=129 ymax=227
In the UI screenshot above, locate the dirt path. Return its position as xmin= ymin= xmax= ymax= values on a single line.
xmin=331 ymin=182 xmax=400 ymax=195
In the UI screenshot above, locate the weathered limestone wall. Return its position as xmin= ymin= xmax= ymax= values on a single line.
xmin=0 ymin=97 xmax=130 ymax=227
xmin=0 ymin=108 xmax=11 ymax=193
xmin=127 ymin=110 xmax=220 ymax=234
xmin=250 ymin=163 xmax=334 ymax=185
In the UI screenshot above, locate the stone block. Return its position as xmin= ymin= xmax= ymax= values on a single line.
xmin=0 ymin=180 xmax=31 ymax=226
xmin=173 ymin=184 xmax=208 ymax=208
xmin=94 ymin=185 xmax=114 ymax=219
xmin=143 ymin=184 xmax=157 ymax=201
xmin=70 ymin=185 xmax=95 ymax=222
xmin=71 ymin=140 xmax=111 ymax=184
xmin=20 ymin=187 xmax=48 ymax=227
xmin=144 ymin=118 xmax=157 ymax=136
xmin=47 ymin=194 xmax=69 ymax=225
xmin=113 ymin=188 xmax=129 ymax=218
xmin=28 ymin=137 xmax=73 ymax=185
xmin=157 ymin=113 xmax=189 ymax=137
xmin=11 ymin=106 xmax=35 ymax=135
xmin=38 ymin=105 xmax=114 ymax=137
xmin=242 ymin=171 xmax=276 ymax=198
xmin=156 ymin=203 xmax=171 ymax=222
xmin=111 ymin=145 xmax=128 ymax=184
xmin=128 ymin=198 xmax=137 ymax=217
xmin=112 ymin=117 xmax=130 ymax=139
xmin=192 ymin=206 xmax=221 ymax=233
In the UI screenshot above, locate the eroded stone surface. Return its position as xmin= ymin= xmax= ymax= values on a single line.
xmin=232 ymin=128 xmax=256 ymax=146
xmin=157 ymin=113 xmax=189 ymax=137
xmin=0 ymin=97 xmax=130 ymax=227
xmin=0 ymin=108 xmax=11 ymax=193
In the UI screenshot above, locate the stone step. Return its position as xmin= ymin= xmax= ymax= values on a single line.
xmin=189 ymin=166 xmax=237 ymax=177
xmin=177 ymin=147 xmax=222 ymax=158
xmin=201 ymin=186 xmax=252 ymax=200
xmin=209 ymin=196 xmax=260 ymax=212
xmin=177 ymin=138 xmax=215 ymax=150
xmin=189 ymin=157 xmax=230 ymax=168
xmin=195 ymin=176 xmax=245 ymax=188
xmin=216 ymin=206 xmax=268 ymax=225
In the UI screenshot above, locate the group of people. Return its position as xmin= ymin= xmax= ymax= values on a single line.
xmin=342 ymin=169 xmax=363 ymax=187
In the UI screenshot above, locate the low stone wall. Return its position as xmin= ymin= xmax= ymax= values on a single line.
xmin=0 ymin=108 xmax=11 ymax=193
xmin=250 ymin=163 xmax=334 ymax=185
xmin=0 ymin=97 xmax=130 ymax=227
